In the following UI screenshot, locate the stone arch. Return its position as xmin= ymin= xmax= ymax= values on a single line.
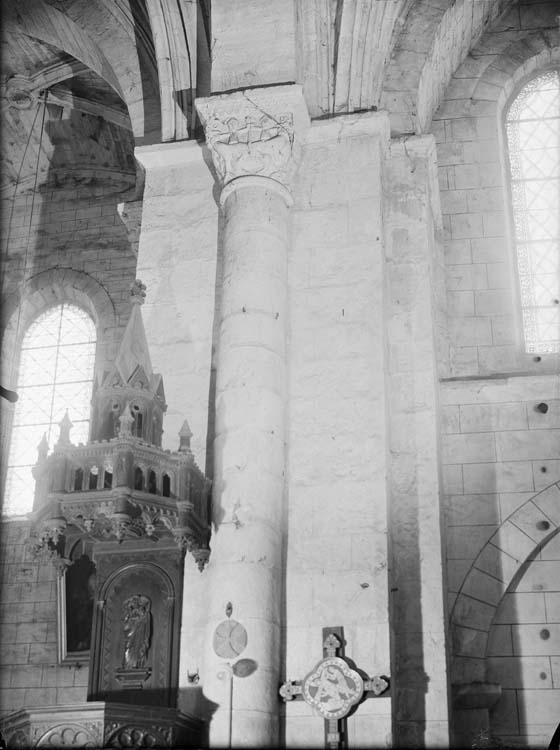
xmin=474 ymin=37 xmax=560 ymax=109
xmin=1 ymin=267 xmax=116 ymax=389
xmin=0 ymin=269 xmax=117 ymax=493
xmin=3 ymin=0 xmax=158 ymax=140
xmin=450 ymin=482 xmax=560 ymax=674
xmin=381 ymin=0 xmax=511 ymax=135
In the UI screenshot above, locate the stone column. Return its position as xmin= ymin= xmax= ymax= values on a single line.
xmin=195 ymin=85 xmax=309 ymax=747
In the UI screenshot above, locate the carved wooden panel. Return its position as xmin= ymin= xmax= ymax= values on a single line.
xmin=88 ymin=543 xmax=183 ymax=707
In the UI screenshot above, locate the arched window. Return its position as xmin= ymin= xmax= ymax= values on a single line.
xmin=505 ymin=69 xmax=560 ymax=353
xmin=3 ymin=304 xmax=97 ymax=516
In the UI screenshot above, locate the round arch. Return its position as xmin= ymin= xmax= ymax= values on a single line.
xmin=451 ymin=482 xmax=560 ymax=677
xmin=1 ymin=267 xmax=116 ymax=390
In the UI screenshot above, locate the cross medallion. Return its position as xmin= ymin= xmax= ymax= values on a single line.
xmin=279 ymin=627 xmax=390 ymax=750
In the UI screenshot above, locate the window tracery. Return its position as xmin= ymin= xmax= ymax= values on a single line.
xmin=505 ymin=69 xmax=560 ymax=353
xmin=3 ymin=303 xmax=97 ymax=515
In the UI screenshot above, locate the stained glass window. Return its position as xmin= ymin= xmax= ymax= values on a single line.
xmin=3 ymin=304 xmax=96 ymax=516
xmin=506 ymin=69 xmax=560 ymax=353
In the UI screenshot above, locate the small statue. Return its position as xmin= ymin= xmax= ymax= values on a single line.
xmin=122 ymin=594 xmax=151 ymax=669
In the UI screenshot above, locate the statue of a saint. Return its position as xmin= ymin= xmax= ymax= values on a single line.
xmin=122 ymin=594 xmax=151 ymax=669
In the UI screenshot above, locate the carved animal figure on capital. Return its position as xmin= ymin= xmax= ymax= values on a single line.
xmin=122 ymin=594 xmax=152 ymax=669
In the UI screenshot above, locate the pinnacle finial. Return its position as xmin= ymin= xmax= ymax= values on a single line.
xmin=56 ymin=411 xmax=73 ymax=446
xmin=37 ymin=432 xmax=49 ymax=461
xmin=178 ymin=419 xmax=193 ymax=452
xmin=130 ymin=279 xmax=146 ymax=306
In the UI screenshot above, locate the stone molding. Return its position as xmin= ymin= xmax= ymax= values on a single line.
xmin=195 ymin=84 xmax=310 ymax=192
xmin=134 ymin=138 xmax=206 ymax=171
xmin=304 ymin=108 xmax=391 ymax=148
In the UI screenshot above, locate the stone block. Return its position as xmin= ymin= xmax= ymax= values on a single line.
xmin=476 ymin=542 xmax=519 ymax=583
xmin=447 ymin=525 xmax=497 ymax=560
xmin=451 ymin=346 xmax=478 ymax=376
xmin=496 ymin=429 xmax=560 ymax=461
xmin=462 ymin=568 xmax=506 ymax=606
xmin=450 ymin=213 xmax=483 ymax=239
xmin=514 ymin=561 xmax=560 ymax=594
xmin=491 ymin=315 xmax=518 ymax=345
xmin=450 ymin=118 xmax=478 ymax=142
xmin=480 ymin=161 xmax=504 ymax=188
xmin=486 ymin=625 xmax=513 ymax=657
xmin=23 ymin=687 xmax=57 ymax=707
xmin=441 ymin=405 xmax=460 ymax=434
xmin=528 ymin=399 xmax=560 ymax=430
xmin=0 ymin=602 xmax=34 ymax=624
xmin=10 ymin=665 xmax=42 ymax=689
xmin=471 ymin=236 xmax=508 ymax=264
xmin=482 ymin=211 xmax=505 ymax=237
xmin=442 ymin=464 xmax=463 ymax=494
xmin=494 ymin=461 xmax=535 ymax=493
xmin=491 ymin=519 xmax=538 ymax=562
xmin=474 ymin=289 xmax=513 ymax=316
xmin=442 ymin=432 xmax=496 ymax=464
xmin=445 ymin=238 xmax=472 ymax=264
xmin=28 ymin=642 xmax=57 ymax=663
xmin=15 ymin=622 xmax=48 ymax=644
xmin=0 ymin=624 xmax=17 ymax=644
xmin=512 ymin=624 xmax=560 ymax=656
xmin=437 ymin=141 xmax=465 ymax=166
xmin=545 ymin=592 xmax=560 ymax=621
xmin=486 ymin=262 xmax=509 ymax=290
xmin=510 ymin=500 xmax=557 ymax=545
xmin=447 ymin=559 xmax=471 ymax=592
xmin=466 ymin=188 xmax=504 ymax=215
xmin=541 ymin=532 xmax=560 ymax=560
xmin=0 ymin=687 xmax=26 ymax=712
xmin=499 ymin=491 xmax=534 ymax=520
xmin=478 ymin=345 xmax=520 ymax=374
xmin=453 ymin=620 xmax=492 ymax=654
xmin=459 ymin=403 xmax=527 ymax=433
xmin=56 ymin=686 xmax=87 ymax=704
xmin=448 ymin=290 xmax=475 ymax=315
xmin=490 ymin=689 xmax=519 ymax=733
xmin=447 ymin=494 xmax=500 ymax=526
xmin=449 ymin=316 xmax=492 ymax=347
xmin=441 ymin=189 xmax=468 ymax=214
xmin=495 ymin=592 xmax=547 ymax=624
xmin=533 ymin=484 xmax=560 ymax=526
xmin=438 ymin=166 xmax=450 ymax=191
xmin=0 ymin=644 xmax=30 ymax=665
xmin=446 ymin=264 xmax=488 ymax=291
xmin=454 ymin=164 xmax=481 ymax=190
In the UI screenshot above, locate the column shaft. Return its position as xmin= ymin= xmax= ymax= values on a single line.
xmin=205 ymin=178 xmax=290 ymax=747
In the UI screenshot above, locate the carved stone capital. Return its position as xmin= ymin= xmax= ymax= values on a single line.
xmin=195 ymin=84 xmax=310 ymax=195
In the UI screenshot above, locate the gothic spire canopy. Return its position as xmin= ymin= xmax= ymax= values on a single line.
xmin=114 ymin=280 xmax=154 ymax=386
xmin=30 ymin=280 xmax=212 ymax=572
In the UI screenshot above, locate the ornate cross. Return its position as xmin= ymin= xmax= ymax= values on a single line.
xmin=279 ymin=627 xmax=390 ymax=750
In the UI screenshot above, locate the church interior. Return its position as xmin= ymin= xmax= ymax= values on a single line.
xmin=1 ymin=0 xmax=559 ymax=747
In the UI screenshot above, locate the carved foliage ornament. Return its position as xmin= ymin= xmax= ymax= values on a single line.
xmin=196 ymin=85 xmax=310 ymax=190
xmin=205 ymin=112 xmax=294 ymax=187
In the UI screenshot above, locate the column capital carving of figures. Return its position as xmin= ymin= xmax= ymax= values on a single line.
xmin=195 ymin=84 xmax=310 ymax=199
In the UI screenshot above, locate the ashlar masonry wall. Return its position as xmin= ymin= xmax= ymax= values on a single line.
xmin=0 ymin=523 xmax=89 ymax=715
xmin=433 ymin=3 xmax=560 ymax=744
